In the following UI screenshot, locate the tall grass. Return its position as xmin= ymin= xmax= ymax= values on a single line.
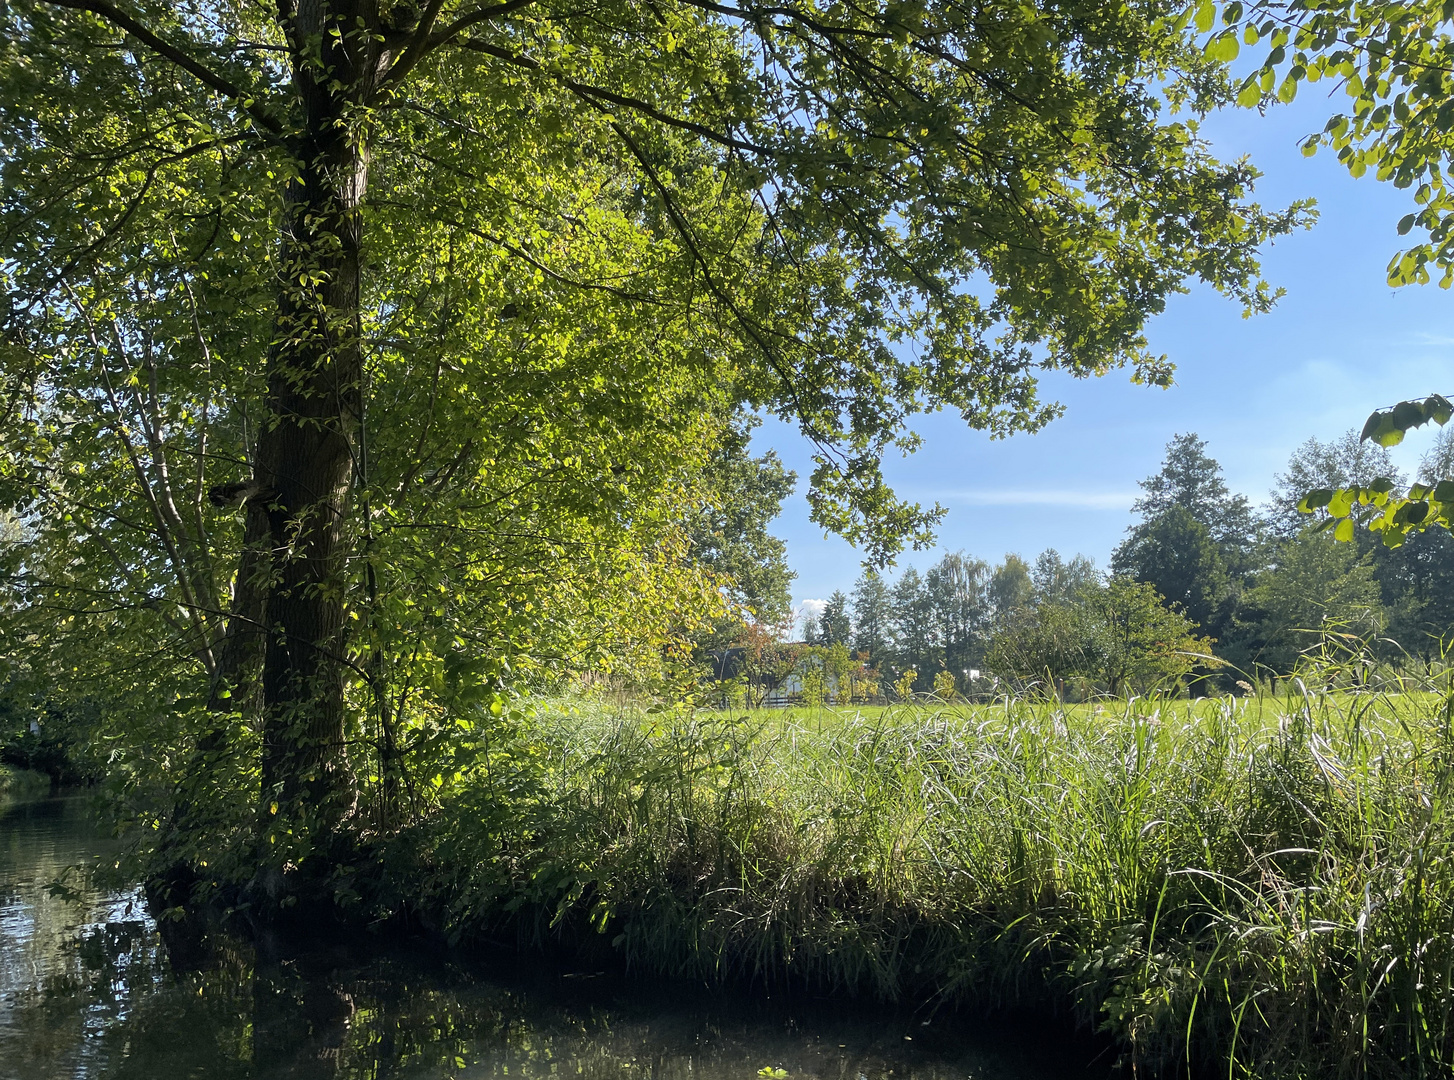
xmin=406 ymin=676 xmax=1454 ymax=1078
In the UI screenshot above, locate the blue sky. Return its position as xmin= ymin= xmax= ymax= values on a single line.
xmin=763 ymin=88 xmax=1454 ymax=620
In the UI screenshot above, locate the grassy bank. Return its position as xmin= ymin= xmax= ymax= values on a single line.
xmin=399 ymin=685 xmax=1454 ymax=1078
xmin=0 ymin=764 xmax=52 ymax=799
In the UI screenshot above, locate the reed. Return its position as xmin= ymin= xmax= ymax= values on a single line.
xmin=409 ymin=674 xmax=1454 ymax=1078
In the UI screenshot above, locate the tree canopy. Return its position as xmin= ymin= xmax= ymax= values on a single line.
xmin=1 ymin=0 xmax=1309 ymax=901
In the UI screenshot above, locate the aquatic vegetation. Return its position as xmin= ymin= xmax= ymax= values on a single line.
xmin=405 ymin=681 xmax=1454 ymax=1078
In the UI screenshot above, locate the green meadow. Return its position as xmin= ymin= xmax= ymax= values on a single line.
xmin=405 ymin=680 xmax=1454 ymax=1078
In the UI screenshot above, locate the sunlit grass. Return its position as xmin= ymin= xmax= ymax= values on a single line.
xmin=412 ymin=668 xmax=1454 ymax=1079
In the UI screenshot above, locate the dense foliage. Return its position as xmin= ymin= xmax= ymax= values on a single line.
xmin=0 ymin=0 xmax=1310 ymax=902
xmin=1208 ymin=3 xmax=1454 ymax=555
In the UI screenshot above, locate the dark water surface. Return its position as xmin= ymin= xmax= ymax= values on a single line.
xmin=0 ymin=794 xmax=1111 ymax=1080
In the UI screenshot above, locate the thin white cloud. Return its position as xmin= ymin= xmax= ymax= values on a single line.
xmin=797 ymin=598 xmax=828 ymax=616
xmin=933 ymin=489 xmax=1138 ymax=510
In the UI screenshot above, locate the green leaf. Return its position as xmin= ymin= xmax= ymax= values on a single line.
xmin=1427 ymin=394 xmax=1453 ymax=424
xmin=1393 ymin=398 xmax=1428 ymax=431
xmin=1298 ymin=488 xmax=1335 ymax=512
xmin=1398 ymin=213 xmax=1417 ymax=235
xmin=1333 ymin=518 xmax=1355 ymax=542
xmin=1360 ymin=410 xmax=1384 ymax=442
xmin=1194 ymin=0 xmax=1215 ymax=33
xmin=1364 ymin=412 xmax=1407 ymax=447
xmin=1394 ymin=501 xmax=1431 ymax=525
xmin=1205 ymin=31 xmax=1240 ymax=62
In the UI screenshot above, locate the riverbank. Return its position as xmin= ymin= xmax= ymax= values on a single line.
xmin=391 ymin=688 xmax=1454 ymax=1079
xmin=0 ymin=764 xmax=52 ymax=800
xmin=0 ymin=791 xmax=1106 ymax=1080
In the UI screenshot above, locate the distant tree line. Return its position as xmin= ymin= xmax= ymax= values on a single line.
xmin=789 ymin=429 xmax=1454 ymax=697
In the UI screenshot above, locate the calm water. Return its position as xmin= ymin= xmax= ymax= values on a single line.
xmin=0 ymin=793 xmax=1111 ymax=1080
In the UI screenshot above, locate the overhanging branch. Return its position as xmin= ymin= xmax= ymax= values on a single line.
xmin=41 ymin=0 xmax=286 ymax=139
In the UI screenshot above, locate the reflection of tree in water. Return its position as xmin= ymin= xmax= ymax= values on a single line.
xmin=1 ymin=798 xmax=1068 ymax=1080
xmin=11 ymin=924 xmax=1038 ymax=1080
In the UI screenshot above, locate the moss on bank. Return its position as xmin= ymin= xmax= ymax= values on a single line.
xmin=389 ymin=689 xmax=1454 ymax=1079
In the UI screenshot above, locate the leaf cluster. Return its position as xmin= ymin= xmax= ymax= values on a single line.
xmin=1219 ymin=0 xmax=1454 ymax=284
xmin=1300 ymin=395 xmax=1454 ymax=547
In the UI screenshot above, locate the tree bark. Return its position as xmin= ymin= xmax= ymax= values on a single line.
xmin=250 ymin=0 xmax=391 ymax=902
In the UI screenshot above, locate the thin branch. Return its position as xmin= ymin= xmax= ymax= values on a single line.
xmin=40 ymin=0 xmax=286 ymax=137
xmin=385 ymin=0 xmax=540 ymax=86
xmin=454 ymin=36 xmax=770 ymax=155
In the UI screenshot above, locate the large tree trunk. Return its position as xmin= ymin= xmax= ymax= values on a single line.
xmin=250 ymin=0 xmax=390 ymax=904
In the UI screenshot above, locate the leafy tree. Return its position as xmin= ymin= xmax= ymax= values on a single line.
xmin=1242 ymin=530 xmax=1383 ymax=673
xmin=1376 ymin=430 xmax=1454 ymax=648
xmin=925 ymin=551 xmax=992 ymax=674
xmin=1421 ymin=426 xmax=1454 ymax=484
xmin=2 ymin=0 xmax=1306 ymax=899
xmin=1268 ymin=431 xmax=1454 ymax=655
xmin=1228 ymin=1 xmax=1454 ymax=286
xmin=987 ymin=572 xmax=1210 ymax=695
xmin=1114 ymin=434 xmax=1252 ymax=641
xmin=988 ymin=555 xmax=1036 ymax=630
xmin=820 ymin=643 xmax=854 ymax=705
xmin=985 ymin=600 xmax=1086 ymax=692
xmin=1129 ymin=432 xmax=1256 ymax=568
xmin=818 ymin=592 xmax=852 ymax=649
xmin=686 ymin=420 xmax=797 ymax=627
xmin=1113 ymin=504 xmax=1234 ymax=636
xmin=1296 ymin=399 xmax=1454 ymax=549
xmin=851 ymin=570 xmax=893 ymax=668
xmin=1269 ymin=431 xmax=1401 ymax=538
xmin=1031 ymin=549 xmax=1098 ymax=606
xmin=1223 ymin=5 xmax=1454 ymax=584
xmin=891 ymin=567 xmax=937 ymax=688
xmin=1081 ymin=577 xmax=1215 ymax=695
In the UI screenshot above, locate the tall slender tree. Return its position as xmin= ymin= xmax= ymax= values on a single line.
xmin=891 ymin=567 xmax=937 ymax=685
xmin=1269 ymin=431 xmax=1400 ymax=538
xmin=851 ymin=570 xmax=893 ymax=668
xmin=818 ymin=592 xmax=852 ymax=649
xmin=1128 ymin=433 xmax=1255 ymax=564
xmin=926 ymin=551 xmax=992 ymax=673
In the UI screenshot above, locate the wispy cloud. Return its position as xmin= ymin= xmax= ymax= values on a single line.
xmin=932 ymin=489 xmax=1138 ymax=510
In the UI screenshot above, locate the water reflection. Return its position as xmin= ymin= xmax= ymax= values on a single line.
xmin=0 ymin=795 xmax=1109 ymax=1080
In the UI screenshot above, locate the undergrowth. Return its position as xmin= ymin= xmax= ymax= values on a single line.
xmin=0 ymin=764 xmax=52 ymax=799
xmin=397 ymin=676 xmax=1454 ymax=1079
